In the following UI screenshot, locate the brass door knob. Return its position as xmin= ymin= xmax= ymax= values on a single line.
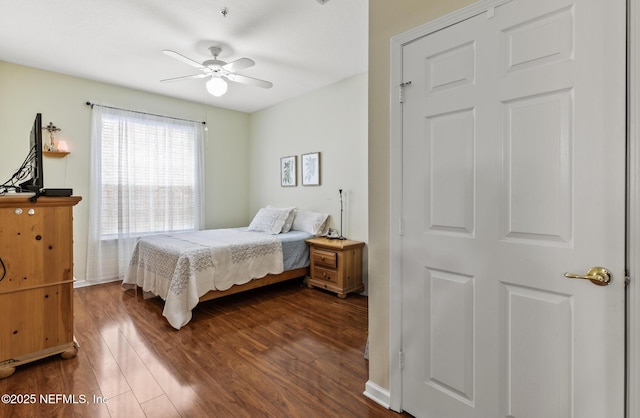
xmin=564 ymin=267 xmax=612 ymax=286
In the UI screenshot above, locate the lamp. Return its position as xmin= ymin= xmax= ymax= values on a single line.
xmin=57 ymin=140 xmax=69 ymax=152
xmin=327 ymin=189 xmax=346 ymax=240
xmin=338 ymin=189 xmax=345 ymax=240
xmin=206 ymin=77 xmax=228 ymax=96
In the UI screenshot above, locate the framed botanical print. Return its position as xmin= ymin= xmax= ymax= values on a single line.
xmin=301 ymin=152 xmax=321 ymax=186
xmin=280 ymin=155 xmax=297 ymax=187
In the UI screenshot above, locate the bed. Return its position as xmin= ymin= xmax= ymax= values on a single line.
xmin=122 ymin=207 xmax=328 ymax=329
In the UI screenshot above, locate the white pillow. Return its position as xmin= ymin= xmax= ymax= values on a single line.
xmin=266 ymin=205 xmax=296 ymax=233
xmin=291 ymin=210 xmax=329 ymax=235
xmin=247 ymin=208 xmax=290 ymax=234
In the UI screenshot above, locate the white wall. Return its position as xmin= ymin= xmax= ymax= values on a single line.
xmin=248 ymin=73 xmax=369 ymax=288
xmin=0 ymin=61 xmax=250 ymax=281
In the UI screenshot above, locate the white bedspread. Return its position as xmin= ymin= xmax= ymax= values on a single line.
xmin=123 ymin=229 xmax=284 ymax=329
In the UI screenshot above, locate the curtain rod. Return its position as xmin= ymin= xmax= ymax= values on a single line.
xmin=85 ymin=101 xmax=206 ymax=125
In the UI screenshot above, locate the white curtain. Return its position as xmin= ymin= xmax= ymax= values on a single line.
xmin=86 ymin=106 xmax=205 ymax=282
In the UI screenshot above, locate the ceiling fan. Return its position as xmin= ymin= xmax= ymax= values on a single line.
xmin=161 ymin=46 xmax=273 ymax=97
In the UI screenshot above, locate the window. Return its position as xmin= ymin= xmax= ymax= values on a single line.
xmin=87 ymin=105 xmax=204 ymax=281
xmin=99 ymin=113 xmax=201 ymax=237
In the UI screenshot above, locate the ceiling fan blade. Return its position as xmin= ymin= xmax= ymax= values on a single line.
xmin=162 ymin=49 xmax=206 ymax=70
xmin=222 ymin=58 xmax=255 ymax=72
xmin=160 ymin=73 xmax=207 ymax=82
xmin=226 ymin=73 xmax=273 ymax=89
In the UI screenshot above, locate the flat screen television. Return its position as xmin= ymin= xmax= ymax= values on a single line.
xmin=19 ymin=113 xmax=44 ymax=193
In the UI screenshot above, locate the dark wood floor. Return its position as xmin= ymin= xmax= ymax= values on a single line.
xmin=0 ymin=279 xmax=410 ymax=417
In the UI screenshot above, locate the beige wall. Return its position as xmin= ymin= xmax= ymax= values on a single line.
xmin=0 ymin=61 xmax=250 ymax=282
xmin=367 ymin=0 xmax=475 ymax=390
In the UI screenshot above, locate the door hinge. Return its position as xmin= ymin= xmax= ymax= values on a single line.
xmin=399 ymin=350 xmax=404 ymax=370
xmin=398 ymin=218 xmax=405 ymax=236
xmin=626 ymin=276 xmax=631 ymax=287
xmin=399 ymin=81 xmax=412 ymax=103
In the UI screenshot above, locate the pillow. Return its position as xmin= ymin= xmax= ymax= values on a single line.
xmin=267 ymin=205 xmax=296 ymax=233
xmin=291 ymin=210 xmax=329 ymax=235
xmin=247 ymin=208 xmax=291 ymax=234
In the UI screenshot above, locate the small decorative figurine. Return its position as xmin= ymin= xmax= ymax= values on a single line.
xmin=43 ymin=122 xmax=61 ymax=152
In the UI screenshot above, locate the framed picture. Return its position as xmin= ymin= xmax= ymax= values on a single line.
xmin=302 ymin=152 xmax=321 ymax=186
xmin=280 ymin=155 xmax=297 ymax=187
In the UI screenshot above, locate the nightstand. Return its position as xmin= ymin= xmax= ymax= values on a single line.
xmin=305 ymin=237 xmax=365 ymax=298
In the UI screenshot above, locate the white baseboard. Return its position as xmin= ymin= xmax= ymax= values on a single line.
xmin=73 ymin=277 xmax=121 ymax=288
xmin=73 ymin=279 xmax=93 ymax=288
xmin=363 ymin=380 xmax=391 ymax=410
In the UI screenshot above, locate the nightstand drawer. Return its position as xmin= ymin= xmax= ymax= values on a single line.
xmin=312 ymin=249 xmax=337 ymax=268
xmin=312 ymin=266 xmax=338 ymax=283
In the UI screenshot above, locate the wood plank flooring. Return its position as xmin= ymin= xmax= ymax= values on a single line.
xmin=0 ymin=279 xmax=410 ymax=417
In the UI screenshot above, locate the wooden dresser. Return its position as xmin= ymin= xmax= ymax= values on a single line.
xmin=305 ymin=237 xmax=365 ymax=298
xmin=0 ymin=195 xmax=81 ymax=378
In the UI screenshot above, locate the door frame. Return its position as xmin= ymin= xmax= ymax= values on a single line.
xmin=628 ymin=1 xmax=639 ymax=416
xmin=387 ymin=0 xmax=636 ymax=414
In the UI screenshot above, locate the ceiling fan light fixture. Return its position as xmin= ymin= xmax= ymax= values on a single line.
xmin=206 ymin=77 xmax=228 ymax=96
xmin=162 ymin=46 xmax=271 ymax=95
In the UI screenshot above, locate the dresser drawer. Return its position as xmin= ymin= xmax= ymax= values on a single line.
xmin=0 ymin=283 xmax=73 ymax=361
xmin=312 ymin=249 xmax=337 ymax=268
xmin=312 ymin=266 xmax=338 ymax=283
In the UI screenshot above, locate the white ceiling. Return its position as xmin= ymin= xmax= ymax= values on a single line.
xmin=0 ymin=0 xmax=368 ymax=113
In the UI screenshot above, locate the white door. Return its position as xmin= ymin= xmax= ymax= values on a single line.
xmin=400 ymin=0 xmax=626 ymax=417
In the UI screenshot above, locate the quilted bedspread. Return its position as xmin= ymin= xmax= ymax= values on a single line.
xmin=123 ymin=228 xmax=284 ymax=329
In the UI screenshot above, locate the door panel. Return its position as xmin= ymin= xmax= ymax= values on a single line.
xmin=426 ymin=269 xmax=475 ymax=405
xmin=502 ymin=284 xmax=572 ymax=418
xmin=400 ymin=0 xmax=626 ymax=417
xmin=427 ymin=109 xmax=475 ymax=236
xmin=501 ymin=90 xmax=573 ymax=244
xmin=402 ymin=11 xmax=490 ymax=417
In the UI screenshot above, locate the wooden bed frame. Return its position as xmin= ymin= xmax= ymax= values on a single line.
xmin=198 ymin=267 xmax=309 ymax=302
